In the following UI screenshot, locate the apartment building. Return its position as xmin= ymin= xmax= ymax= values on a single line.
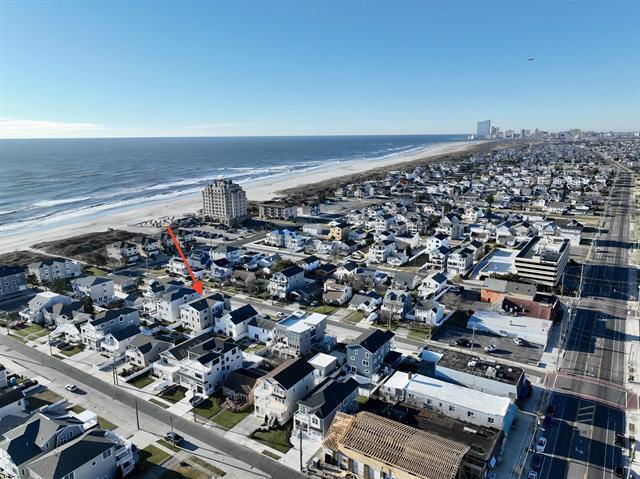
xmin=201 ymin=179 xmax=248 ymax=226
xmin=257 ymin=200 xmax=296 ymax=221
xmin=0 ymin=266 xmax=26 ymax=301
xmin=514 ymin=236 xmax=570 ymax=286
xmin=27 ymin=258 xmax=81 ymax=284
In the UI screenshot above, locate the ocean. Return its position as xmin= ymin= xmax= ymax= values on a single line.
xmin=0 ymin=134 xmax=466 ymax=237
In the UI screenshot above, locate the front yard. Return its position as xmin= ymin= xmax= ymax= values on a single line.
xmin=212 ymin=407 xmax=253 ymax=429
xmin=128 ymin=371 xmax=155 ymax=389
xmin=312 ymin=305 xmax=337 ymax=315
xmin=192 ymin=398 xmax=221 ymax=420
xmin=251 ymin=422 xmax=293 ymax=453
xmin=344 ymin=310 xmax=364 ymax=324
xmin=60 ymin=345 xmax=84 ymax=357
xmin=160 ymin=385 xmax=187 ymax=403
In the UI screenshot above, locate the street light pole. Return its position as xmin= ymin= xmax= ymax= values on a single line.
xmin=135 ymin=398 xmax=140 ymax=430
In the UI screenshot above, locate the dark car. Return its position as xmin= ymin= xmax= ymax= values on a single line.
xmin=546 ymin=404 xmax=556 ymax=416
xmin=531 ymin=453 xmax=543 ymax=470
xmin=19 ymin=379 xmax=38 ymax=390
xmin=189 ymin=395 xmax=204 ymax=406
xmin=164 ymin=432 xmax=184 ymax=444
xmin=455 ymin=338 xmax=471 ymax=347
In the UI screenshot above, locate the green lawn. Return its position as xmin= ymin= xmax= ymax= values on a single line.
xmin=13 ymin=324 xmax=45 ymax=338
xmin=70 ymin=404 xmax=86 ymax=414
xmin=139 ymin=444 xmax=170 ymax=470
xmin=212 ymin=408 xmax=252 ymax=429
xmin=192 ymin=398 xmax=221 ymax=420
xmin=26 ymin=390 xmax=63 ymax=411
xmin=158 ymin=439 xmax=181 ymax=452
xmin=98 ymin=416 xmax=117 ymax=430
xmin=345 ymin=310 xmax=364 ymax=324
xmin=261 ymin=450 xmax=281 ymax=460
xmin=407 ymin=327 xmax=431 ymax=341
xmin=60 ymin=345 xmax=83 ymax=357
xmin=312 ymin=305 xmax=337 ymax=315
xmin=149 ymin=398 xmax=169 ymax=409
xmin=188 ymin=456 xmax=226 ymax=477
xmin=160 ymin=385 xmax=187 ymax=404
xmin=84 ymin=267 xmax=109 ymax=276
xmin=252 ymin=424 xmax=293 ymax=453
xmin=128 ymin=372 xmax=155 ymax=389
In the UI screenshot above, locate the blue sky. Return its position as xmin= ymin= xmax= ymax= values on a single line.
xmin=1 ymin=0 xmax=639 ymax=138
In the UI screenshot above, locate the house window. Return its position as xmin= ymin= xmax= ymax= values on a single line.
xmin=449 ymin=405 xmax=455 ymax=412
xmin=362 ymin=360 xmax=369 ymax=367
xmin=102 ymin=449 xmax=112 ymax=459
xmin=467 ymin=411 xmax=474 ymax=417
xmin=62 ymin=473 xmax=74 ymax=479
xmin=488 ymin=418 xmax=495 ymax=424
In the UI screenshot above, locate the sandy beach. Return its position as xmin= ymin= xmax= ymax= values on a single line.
xmin=0 ymin=140 xmax=478 ymax=255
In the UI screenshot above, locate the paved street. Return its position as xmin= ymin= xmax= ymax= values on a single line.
xmin=531 ymin=168 xmax=638 ymax=478
xmin=0 ymin=334 xmax=304 ymax=479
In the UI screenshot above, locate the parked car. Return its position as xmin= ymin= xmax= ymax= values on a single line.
xmin=513 ymin=337 xmax=525 ymax=346
xmin=527 ymin=471 xmax=538 ymax=479
xmin=19 ymin=379 xmax=38 ymax=390
xmin=531 ymin=453 xmax=543 ymax=470
xmin=535 ymin=437 xmax=547 ymax=453
xmin=189 ymin=395 xmax=205 ymax=406
xmin=65 ymin=384 xmax=79 ymax=392
xmin=455 ymin=338 xmax=471 ymax=347
xmin=164 ymin=432 xmax=184 ymax=444
xmin=483 ymin=344 xmax=497 ymax=353
xmin=546 ymin=404 xmax=556 ymax=416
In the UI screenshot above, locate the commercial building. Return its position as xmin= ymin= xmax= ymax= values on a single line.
xmin=381 ymin=371 xmax=517 ymax=433
xmin=27 ymin=258 xmax=81 ymax=284
xmin=514 ymin=236 xmax=570 ymax=286
xmin=257 ymin=200 xmax=296 ymax=221
xmin=201 ymin=179 xmax=248 ymax=226
xmin=476 ymin=120 xmax=491 ymax=139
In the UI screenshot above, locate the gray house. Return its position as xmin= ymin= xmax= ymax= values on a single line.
xmin=0 ymin=266 xmax=26 ymax=302
xmin=346 ymin=329 xmax=395 ymax=379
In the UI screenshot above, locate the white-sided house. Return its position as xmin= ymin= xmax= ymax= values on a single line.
xmin=168 ymin=257 xmax=190 ymax=276
xmin=292 ymin=377 xmax=359 ymax=440
xmin=178 ymin=336 xmax=243 ymax=397
xmin=81 ymin=307 xmax=140 ymax=351
xmin=447 ymin=248 xmax=474 ymax=276
xmin=322 ymin=281 xmax=352 ymax=306
xmin=382 ymin=371 xmax=517 ymax=433
xmin=348 ymin=292 xmax=382 ymax=315
xmin=179 ymin=293 xmax=230 ymax=333
xmin=254 ymin=357 xmax=315 ymax=426
xmin=268 ymin=265 xmax=305 ymax=300
xmin=214 ymin=304 xmax=261 ymax=339
xmin=424 ymin=233 xmax=449 ymax=252
xmin=106 ymin=241 xmax=139 ymax=264
xmin=71 ymin=276 xmax=116 ymax=306
xmin=156 ymin=287 xmax=199 ymax=323
xmin=413 ymin=300 xmax=445 ymax=327
xmin=367 ymin=240 xmax=395 ymax=264
xmin=418 ymin=272 xmax=448 ymax=299
xmin=247 ymin=317 xmax=277 ymax=344
xmin=20 ymin=292 xmax=73 ymax=324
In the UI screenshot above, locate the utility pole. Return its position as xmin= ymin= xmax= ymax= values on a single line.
xmin=299 ymin=428 xmax=304 ymax=472
xmin=470 ymin=327 xmax=476 ymax=352
xmin=48 ymin=333 xmax=52 ymax=356
xmin=135 ymin=398 xmax=140 ymax=430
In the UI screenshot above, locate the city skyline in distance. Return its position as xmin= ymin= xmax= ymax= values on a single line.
xmin=1 ymin=0 xmax=639 ymax=139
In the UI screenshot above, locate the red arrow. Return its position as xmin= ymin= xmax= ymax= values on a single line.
xmin=165 ymin=226 xmax=204 ymax=295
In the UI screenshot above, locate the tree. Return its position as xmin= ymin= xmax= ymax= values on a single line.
xmin=50 ymin=278 xmax=68 ymax=294
xmin=26 ymin=273 xmax=40 ymax=287
xmin=272 ymin=258 xmax=295 ymax=273
xmin=81 ymin=296 xmax=95 ymax=315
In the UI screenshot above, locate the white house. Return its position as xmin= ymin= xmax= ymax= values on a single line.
xmin=19 ymin=292 xmax=73 ymax=323
xmin=156 ymin=287 xmax=199 ymax=322
xmin=71 ymin=276 xmax=116 ymax=306
xmin=268 ymin=265 xmax=305 ymax=299
xmin=214 ymin=304 xmax=261 ymax=339
xmin=254 ymin=357 xmax=315 ymax=426
xmin=413 ymin=300 xmax=445 ymax=327
xmin=179 ymin=293 xmax=229 ymax=333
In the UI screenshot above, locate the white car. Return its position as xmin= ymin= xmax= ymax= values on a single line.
xmin=535 ymin=437 xmax=547 ymax=453
xmin=483 ymin=344 xmax=497 ymax=353
xmin=527 ymin=471 xmax=538 ymax=479
xmin=513 ymin=337 xmax=525 ymax=346
xmin=65 ymin=384 xmax=78 ymax=392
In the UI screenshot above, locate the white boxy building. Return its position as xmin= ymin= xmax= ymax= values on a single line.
xmin=380 ymin=371 xmax=517 ymax=433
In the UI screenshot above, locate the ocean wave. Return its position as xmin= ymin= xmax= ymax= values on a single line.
xmin=32 ymin=196 xmax=92 ymax=208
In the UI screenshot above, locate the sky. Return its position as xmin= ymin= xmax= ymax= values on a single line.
xmin=1 ymin=0 xmax=639 ymax=138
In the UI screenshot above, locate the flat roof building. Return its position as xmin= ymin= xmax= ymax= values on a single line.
xmin=515 ymin=236 xmax=569 ymax=286
xmin=201 ymin=179 xmax=248 ymax=226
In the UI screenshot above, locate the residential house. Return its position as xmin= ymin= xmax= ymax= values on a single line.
xmin=292 ymin=378 xmax=359 ymax=440
xmin=254 ymin=357 xmax=315 ymax=425
xmin=367 ymin=240 xmax=395 ymax=264
xmin=222 ymin=367 xmax=266 ymax=409
xmin=71 ymin=276 xmax=116 ymax=306
xmin=424 ymin=233 xmax=449 ymax=252
xmin=215 ymin=304 xmax=261 ymax=339
xmin=20 ymin=292 xmax=73 ymax=324
xmin=247 ymin=317 xmax=277 ymax=344
xmin=106 ymin=241 xmax=139 ymax=264
xmin=381 ymin=290 xmax=412 ymax=320
xmin=100 ymin=325 xmax=140 ymax=357
xmin=156 ymin=287 xmax=199 ymax=322
xmin=391 ymin=272 xmax=421 ymax=291
xmin=413 ymin=300 xmax=445 ymax=327
xmin=322 ymin=281 xmax=352 ymax=306
xmin=298 ymin=255 xmax=321 ymax=272
xmin=346 ymin=329 xmax=395 ymax=379
xmin=348 ymin=292 xmax=382 ymax=315
xmin=273 ymin=310 xmax=327 ymax=357
xmin=446 ymin=248 xmax=474 ymax=276
xmin=418 ymin=272 xmax=448 ymax=299
xmin=268 ymin=265 xmax=305 ymax=300
xmin=125 ymin=335 xmax=172 ymax=368
xmin=80 ymin=307 xmax=140 ymax=351
xmin=179 ymin=293 xmax=229 ymax=333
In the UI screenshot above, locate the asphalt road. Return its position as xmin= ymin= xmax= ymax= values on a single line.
xmin=533 ymin=168 xmax=637 ymax=479
xmin=0 ymin=334 xmax=304 ymax=479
